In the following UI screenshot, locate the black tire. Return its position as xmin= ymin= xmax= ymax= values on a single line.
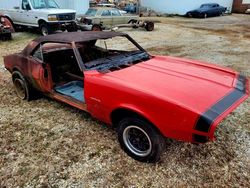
xmin=145 ymin=22 xmax=154 ymax=31
xmin=67 ymin=23 xmax=78 ymax=32
xmin=187 ymin=13 xmax=192 ymax=18
xmin=5 ymin=33 xmax=12 ymax=40
xmin=91 ymin=24 xmax=102 ymax=31
xmin=12 ymin=71 xmax=32 ymax=101
xmin=117 ymin=117 xmax=166 ymax=163
xmin=40 ymin=23 xmax=52 ymax=36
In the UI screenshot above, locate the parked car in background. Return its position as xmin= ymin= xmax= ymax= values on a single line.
xmin=124 ymin=3 xmax=137 ymax=13
xmin=0 ymin=0 xmax=77 ymax=36
xmin=97 ymin=3 xmax=127 ymax=14
xmin=0 ymin=14 xmax=14 ymax=40
xmin=77 ymin=7 xmax=154 ymax=31
xmin=186 ymin=3 xmax=227 ymax=18
xmin=4 ymin=32 xmax=249 ymax=162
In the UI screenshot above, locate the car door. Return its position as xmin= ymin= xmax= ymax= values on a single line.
xmin=28 ymin=45 xmax=53 ymax=93
xmin=19 ymin=0 xmax=33 ymax=25
xmin=100 ymin=9 xmax=112 ymax=27
xmin=210 ymin=4 xmax=219 ymax=16
xmin=110 ymin=9 xmax=124 ymax=25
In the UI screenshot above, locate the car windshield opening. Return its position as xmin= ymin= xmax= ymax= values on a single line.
xmin=30 ymin=0 xmax=59 ymax=9
xmin=85 ymin=9 xmax=98 ymax=16
xmin=77 ymin=36 xmax=151 ymax=72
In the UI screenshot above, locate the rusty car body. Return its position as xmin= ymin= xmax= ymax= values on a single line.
xmin=4 ymin=32 xmax=249 ymax=162
xmin=77 ymin=7 xmax=154 ymax=31
xmin=0 ymin=14 xmax=14 ymax=40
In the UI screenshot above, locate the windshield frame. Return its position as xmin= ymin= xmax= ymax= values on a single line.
xmin=76 ymin=35 xmax=149 ymax=72
xmin=30 ymin=0 xmax=59 ymax=9
xmin=85 ymin=8 xmax=98 ymax=16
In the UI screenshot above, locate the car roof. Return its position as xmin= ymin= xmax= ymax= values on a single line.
xmin=201 ymin=3 xmax=218 ymax=6
xmin=22 ymin=31 xmax=127 ymax=55
xmin=88 ymin=7 xmax=118 ymax=10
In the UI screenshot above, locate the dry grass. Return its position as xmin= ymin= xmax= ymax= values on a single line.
xmin=0 ymin=15 xmax=250 ymax=187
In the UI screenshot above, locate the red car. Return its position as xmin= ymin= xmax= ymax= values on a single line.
xmin=4 ymin=32 xmax=249 ymax=162
xmin=0 ymin=14 xmax=14 ymax=40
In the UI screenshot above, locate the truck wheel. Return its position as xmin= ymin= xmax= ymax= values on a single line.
xmin=92 ymin=24 xmax=102 ymax=31
xmin=117 ymin=117 xmax=166 ymax=163
xmin=12 ymin=71 xmax=32 ymax=101
xmin=67 ymin=23 xmax=78 ymax=32
xmin=40 ymin=23 xmax=52 ymax=36
xmin=145 ymin=22 xmax=154 ymax=31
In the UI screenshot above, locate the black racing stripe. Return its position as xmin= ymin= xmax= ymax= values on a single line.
xmin=195 ymin=75 xmax=247 ymax=133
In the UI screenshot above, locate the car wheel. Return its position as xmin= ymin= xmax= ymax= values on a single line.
xmin=40 ymin=23 xmax=52 ymax=36
xmin=12 ymin=71 xmax=31 ymax=101
xmin=187 ymin=13 xmax=192 ymax=18
xmin=67 ymin=23 xmax=78 ymax=32
xmin=91 ymin=24 xmax=102 ymax=31
xmin=5 ymin=33 xmax=12 ymax=40
xmin=145 ymin=22 xmax=154 ymax=31
xmin=203 ymin=13 xmax=208 ymax=18
xmin=117 ymin=117 xmax=166 ymax=162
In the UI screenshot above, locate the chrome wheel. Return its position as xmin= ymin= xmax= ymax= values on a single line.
xmin=41 ymin=26 xmax=49 ymax=36
xmin=14 ymin=78 xmax=26 ymax=99
xmin=123 ymin=125 xmax=152 ymax=157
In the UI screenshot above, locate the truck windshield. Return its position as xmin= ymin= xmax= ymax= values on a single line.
xmin=30 ymin=0 xmax=59 ymax=9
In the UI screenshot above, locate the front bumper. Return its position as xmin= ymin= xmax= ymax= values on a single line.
xmin=193 ymin=74 xmax=249 ymax=143
xmin=48 ymin=21 xmax=77 ymax=31
xmin=77 ymin=23 xmax=93 ymax=31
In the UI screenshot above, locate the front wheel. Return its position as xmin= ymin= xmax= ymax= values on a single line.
xmin=91 ymin=24 xmax=102 ymax=31
xmin=40 ymin=23 xmax=52 ymax=36
xmin=117 ymin=117 xmax=166 ymax=162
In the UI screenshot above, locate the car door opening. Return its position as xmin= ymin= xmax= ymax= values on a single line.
xmin=41 ymin=43 xmax=85 ymax=102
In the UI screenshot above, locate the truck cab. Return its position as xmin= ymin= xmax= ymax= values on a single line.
xmin=2 ymin=0 xmax=77 ymax=35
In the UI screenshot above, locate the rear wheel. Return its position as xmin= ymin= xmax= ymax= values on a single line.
xmin=12 ymin=71 xmax=31 ymax=101
xmin=187 ymin=13 xmax=192 ymax=18
xmin=117 ymin=117 xmax=165 ymax=162
xmin=145 ymin=22 xmax=154 ymax=31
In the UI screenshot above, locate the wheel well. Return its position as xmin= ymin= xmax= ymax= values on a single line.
xmin=12 ymin=70 xmax=22 ymax=81
xmin=111 ymin=108 xmax=163 ymax=135
xmin=38 ymin=19 xmax=47 ymax=26
xmin=4 ymin=16 xmax=14 ymax=24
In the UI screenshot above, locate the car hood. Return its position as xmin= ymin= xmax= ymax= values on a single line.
xmin=104 ymin=55 xmax=246 ymax=113
xmin=33 ymin=9 xmax=76 ymax=14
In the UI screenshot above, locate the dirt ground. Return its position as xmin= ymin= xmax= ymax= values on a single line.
xmin=0 ymin=14 xmax=249 ymax=187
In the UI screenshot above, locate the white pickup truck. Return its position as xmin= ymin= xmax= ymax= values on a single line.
xmin=0 ymin=0 xmax=77 ymax=35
